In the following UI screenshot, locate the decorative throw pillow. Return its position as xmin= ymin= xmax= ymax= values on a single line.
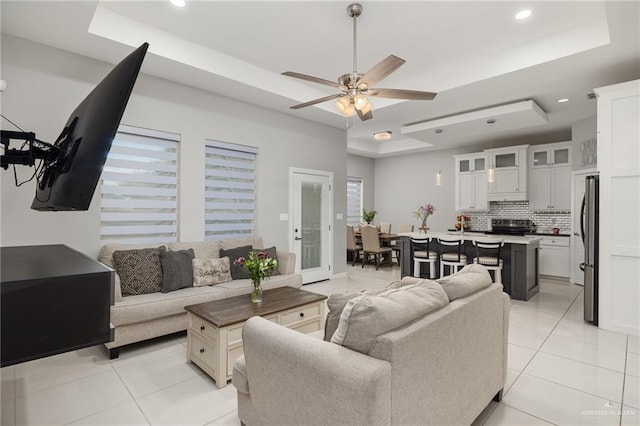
xmin=436 ymin=263 xmax=492 ymax=301
xmin=192 ymin=257 xmax=232 ymax=286
xmin=219 ymin=245 xmax=253 ymax=280
xmin=263 ymin=246 xmax=281 ymax=276
xmin=330 ymin=281 xmax=449 ymax=354
xmin=159 ymin=249 xmax=195 ymax=293
xmin=323 ymin=279 xmax=406 ymax=341
xmin=113 ymin=247 xmax=165 ymax=296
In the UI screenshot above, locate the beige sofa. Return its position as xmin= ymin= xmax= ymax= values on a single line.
xmin=99 ymin=236 xmax=302 ymax=358
xmin=233 ymin=265 xmax=509 ymax=426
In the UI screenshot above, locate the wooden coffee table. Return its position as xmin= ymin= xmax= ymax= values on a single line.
xmin=184 ymin=286 xmax=327 ymax=388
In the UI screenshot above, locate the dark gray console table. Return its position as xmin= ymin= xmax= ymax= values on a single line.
xmin=1 ymin=245 xmax=114 ymax=367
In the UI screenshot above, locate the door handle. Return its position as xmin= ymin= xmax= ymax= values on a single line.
xmin=579 ymin=262 xmax=586 ymax=272
xmin=573 ymin=232 xmax=579 ymax=236
xmin=295 ymin=236 xmax=302 ymax=241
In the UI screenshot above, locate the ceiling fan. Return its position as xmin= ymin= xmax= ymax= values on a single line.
xmin=282 ymin=3 xmax=437 ymax=122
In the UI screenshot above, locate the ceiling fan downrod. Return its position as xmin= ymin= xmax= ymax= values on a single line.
xmin=348 ymin=3 xmax=362 ymax=78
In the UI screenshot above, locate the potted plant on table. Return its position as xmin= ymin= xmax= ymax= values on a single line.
xmin=233 ymin=250 xmax=278 ymax=303
xmin=362 ymin=209 xmax=377 ymax=224
xmin=413 ymin=203 xmax=435 ymax=233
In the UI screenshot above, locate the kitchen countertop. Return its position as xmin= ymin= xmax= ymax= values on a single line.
xmin=399 ymin=231 xmax=542 ymax=245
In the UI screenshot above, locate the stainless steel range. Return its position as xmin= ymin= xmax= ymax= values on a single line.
xmin=485 ymin=218 xmax=533 ymax=236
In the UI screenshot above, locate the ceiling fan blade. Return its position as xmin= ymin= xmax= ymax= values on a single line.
xmin=370 ymin=88 xmax=437 ymax=100
xmin=356 ymin=108 xmax=373 ymax=121
xmin=358 ymin=55 xmax=406 ymax=88
xmin=290 ymin=93 xmax=343 ymax=110
xmin=282 ymin=71 xmax=341 ymax=89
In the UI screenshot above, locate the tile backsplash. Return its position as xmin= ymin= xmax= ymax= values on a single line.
xmin=462 ymin=201 xmax=572 ymax=234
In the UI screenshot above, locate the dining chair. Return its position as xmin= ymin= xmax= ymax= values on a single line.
xmin=397 ymin=223 xmax=414 ymax=233
xmin=437 ymin=237 xmax=467 ymax=277
xmin=472 ymin=238 xmax=504 ymax=284
xmin=378 ymin=222 xmax=392 ymax=234
xmin=411 ymin=236 xmax=438 ymax=278
xmin=346 ymin=225 xmax=363 ymax=266
xmin=361 ymin=225 xmax=393 ymax=270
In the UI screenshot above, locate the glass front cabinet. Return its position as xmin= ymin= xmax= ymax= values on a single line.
xmin=528 ymin=142 xmax=572 ymax=210
xmin=485 ymin=145 xmax=529 ymax=201
xmin=454 ymin=153 xmax=488 ymax=211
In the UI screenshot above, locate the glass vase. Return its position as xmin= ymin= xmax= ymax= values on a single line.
xmin=251 ymin=279 xmax=263 ymax=303
xmin=419 ymin=218 xmax=429 ymax=233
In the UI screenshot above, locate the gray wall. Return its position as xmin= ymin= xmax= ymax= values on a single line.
xmin=571 ymin=115 xmax=598 ymax=170
xmin=0 ymin=35 xmax=348 ymax=274
xmin=373 ymin=146 xmax=481 ymax=233
xmin=347 ymin=154 xmax=375 ymax=213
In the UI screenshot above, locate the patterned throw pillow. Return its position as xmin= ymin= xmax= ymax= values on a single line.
xmin=113 ymin=247 xmax=165 ymax=296
xmin=192 ymin=257 xmax=233 ymax=286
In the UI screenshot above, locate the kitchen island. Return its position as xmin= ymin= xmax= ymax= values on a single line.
xmin=399 ymin=231 xmax=540 ymax=301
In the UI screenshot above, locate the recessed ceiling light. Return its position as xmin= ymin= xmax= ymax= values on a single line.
xmin=557 ymin=98 xmax=570 ymax=103
xmin=373 ymin=131 xmax=392 ymax=140
xmin=515 ymin=9 xmax=532 ymax=20
xmin=170 ymin=0 xmax=186 ymax=7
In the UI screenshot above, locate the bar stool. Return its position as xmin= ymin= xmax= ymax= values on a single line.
xmin=411 ymin=236 xmax=438 ymax=278
xmin=472 ymin=239 xmax=504 ymax=284
xmin=438 ymin=237 xmax=467 ymax=277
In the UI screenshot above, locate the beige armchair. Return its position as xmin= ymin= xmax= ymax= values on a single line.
xmin=346 ymin=225 xmax=363 ymax=266
xmin=361 ymin=225 xmax=392 ymax=270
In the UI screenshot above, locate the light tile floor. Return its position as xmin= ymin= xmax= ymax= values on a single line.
xmin=1 ymin=266 xmax=638 ymax=425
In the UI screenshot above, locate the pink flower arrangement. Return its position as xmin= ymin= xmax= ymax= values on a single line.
xmin=233 ymin=250 xmax=278 ymax=283
xmin=413 ymin=203 xmax=435 ymax=223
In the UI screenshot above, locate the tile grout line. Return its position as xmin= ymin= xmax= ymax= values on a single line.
xmin=620 ymin=336 xmax=629 ymax=426
xmin=110 ymin=361 xmax=153 ymax=426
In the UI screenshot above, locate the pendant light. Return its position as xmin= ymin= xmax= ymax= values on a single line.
xmin=487 ymin=121 xmax=495 ymax=183
xmin=435 ymin=169 xmax=442 ymax=186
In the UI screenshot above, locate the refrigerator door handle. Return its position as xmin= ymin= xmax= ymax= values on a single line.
xmin=580 ymin=194 xmax=586 ymax=244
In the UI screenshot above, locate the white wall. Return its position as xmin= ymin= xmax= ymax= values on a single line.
xmin=0 ymin=35 xmax=348 ymax=274
xmin=347 ymin=154 xmax=375 ymax=212
xmin=373 ymin=146 xmax=481 ymax=232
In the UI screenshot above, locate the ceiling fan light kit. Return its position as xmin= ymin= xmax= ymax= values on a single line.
xmin=283 ymin=3 xmax=437 ymax=122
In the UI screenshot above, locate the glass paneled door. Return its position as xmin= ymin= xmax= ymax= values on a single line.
xmin=290 ymin=169 xmax=333 ymax=284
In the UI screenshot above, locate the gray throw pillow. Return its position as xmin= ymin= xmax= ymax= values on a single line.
xmin=263 ymin=246 xmax=280 ymax=276
xmin=159 ymin=249 xmax=195 ymax=293
xmin=436 ymin=264 xmax=492 ymax=301
xmin=219 ymin=245 xmax=253 ymax=280
xmin=330 ymin=281 xmax=449 ymax=354
xmin=113 ymin=247 xmax=165 ymax=296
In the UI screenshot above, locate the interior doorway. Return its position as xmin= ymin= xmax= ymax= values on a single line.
xmin=289 ymin=168 xmax=333 ymax=284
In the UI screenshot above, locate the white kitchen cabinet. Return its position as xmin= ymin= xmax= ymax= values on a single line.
xmin=486 ymin=145 xmax=528 ymax=201
xmin=529 ymin=142 xmax=572 ymax=211
xmin=454 ymin=153 xmax=488 ymax=211
xmin=539 ymin=236 xmax=570 ymax=277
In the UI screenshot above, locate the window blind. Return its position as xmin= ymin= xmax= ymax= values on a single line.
xmin=205 ymin=140 xmax=257 ymax=240
xmin=347 ymin=177 xmax=363 ymax=226
xmin=100 ymin=126 xmax=179 ymax=245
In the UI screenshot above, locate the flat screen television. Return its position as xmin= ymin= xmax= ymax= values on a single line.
xmin=30 ymin=42 xmax=149 ymax=211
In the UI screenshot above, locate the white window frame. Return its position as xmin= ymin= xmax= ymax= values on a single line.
xmin=100 ymin=125 xmax=179 ymax=245
xmin=204 ymin=140 xmax=257 ymax=241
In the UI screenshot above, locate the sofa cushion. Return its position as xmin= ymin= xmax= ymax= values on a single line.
xmin=220 ymin=237 xmax=263 ymax=250
xmin=111 ymin=285 xmax=228 ymax=326
xmin=220 ymin=245 xmax=253 ymax=280
xmin=436 ymin=263 xmax=492 ymax=301
xmin=167 ymin=241 xmax=220 ymax=259
xmin=323 ymin=277 xmax=418 ymax=341
xmin=330 ymin=281 xmax=449 ymax=354
xmin=100 ymin=243 xmax=167 ymax=268
xmin=160 ymin=249 xmax=195 ymax=293
xmin=192 ymin=257 xmax=232 ymax=286
xmin=113 ymin=247 xmax=165 ymax=296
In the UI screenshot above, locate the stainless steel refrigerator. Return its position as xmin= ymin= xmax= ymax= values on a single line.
xmin=581 ymin=175 xmax=599 ymax=325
